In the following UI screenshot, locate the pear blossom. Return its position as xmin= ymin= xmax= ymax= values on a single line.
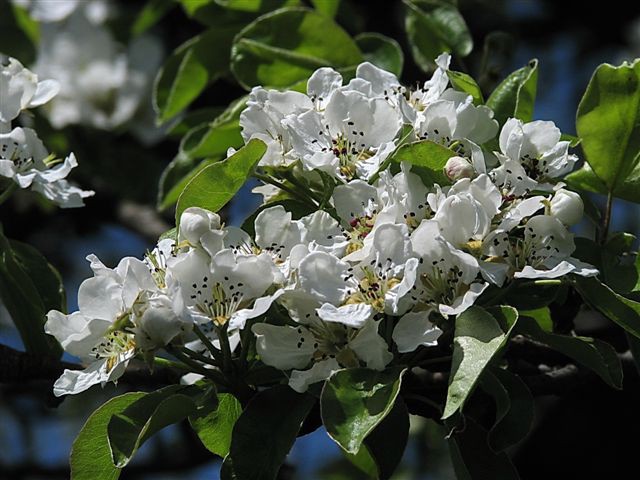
xmin=240 ymin=87 xmax=313 ymax=167
xmin=0 ymin=127 xmax=94 ymax=207
xmin=284 ymin=89 xmax=402 ymax=180
xmin=168 ymin=248 xmax=281 ymax=330
xmin=295 ymin=224 xmax=419 ymax=327
xmin=45 ymin=254 xmax=186 ymax=396
xmin=410 ymin=221 xmax=488 ymax=316
xmin=497 ymin=118 xmax=578 ymax=183
xmin=253 ymin=294 xmax=391 ymax=392
xmin=32 ymin=12 xmax=162 ymax=132
xmin=484 ymin=215 xmax=597 ymax=279
xmin=0 ymin=57 xmax=59 ymax=129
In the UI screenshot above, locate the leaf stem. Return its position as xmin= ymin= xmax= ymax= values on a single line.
xmin=193 ymin=324 xmax=224 ymax=364
xmin=217 ymin=324 xmax=234 ymax=375
xmin=600 ymin=191 xmax=614 ymax=244
xmin=253 ymin=172 xmax=318 ymax=207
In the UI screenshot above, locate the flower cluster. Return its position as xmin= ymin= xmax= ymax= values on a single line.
xmin=24 ymin=2 xmax=163 ymax=141
xmin=0 ymin=57 xmax=93 ymax=207
xmin=47 ymin=54 xmax=597 ymax=395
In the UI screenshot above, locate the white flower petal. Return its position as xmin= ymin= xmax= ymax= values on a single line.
xmin=289 ymin=358 xmax=340 ymax=393
xmin=393 ymin=310 xmax=442 ymax=353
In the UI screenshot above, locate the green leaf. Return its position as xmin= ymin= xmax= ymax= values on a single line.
xmin=229 ymin=385 xmax=316 ymax=480
xmin=486 ymin=59 xmax=538 ymax=127
xmin=190 ymin=393 xmax=242 ymax=458
xmin=158 ymin=98 xmax=247 ymax=210
xmin=311 ymin=0 xmax=340 ymax=17
xmin=230 ymin=7 xmax=363 ymax=89
xmin=108 ymin=385 xmax=201 ymax=467
xmin=179 ymin=0 xmax=255 ymax=27
xmin=480 ymin=367 xmax=534 ymax=452
xmin=345 ymin=397 xmax=410 ymax=480
xmin=0 ymin=233 xmax=63 ymax=357
xmin=601 ymin=233 xmax=638 ymax=294
xmin=572 ymin=60 xmax=640 ymax=201
xmin=0 ymin=6 xmax=36 ymax=70
xmin=447 ymin=70 xmax=484 ymax=105
xmin=175 ymin=138 xmax=267 ymax=223
xmin=574 ymin=276 xmax=640 ymax=342
xmin=154 ymin=27 xmax=238 ymax=123
xmin=355 ymin=33 xmax=404 ymax=76
xmin=320 ymin=366 xmax=406 ymax=454
xmin=391 ymin=139 xmax=456 ymax=186
xmin=131 ymin=0 xmax=175 ymax=36
xmin=520 ymin=307 xmax=552 ymax=332
xmin=70 ymin=392 xmax=145 ymax=480
xmin=443 ymin=306 xmax=517 ymax=419
xmin=167 ymin=107 xmax=224 ymax=138
xmin=215 ymin=0 xmax=300 ymax=12
xmin=404 ymin=0 xmax=472 ymax=72
xmin=9 ymin=240 xmax=66 ymax=313
xmin=447 ymin=417 xmax=520 ymax=480
xmin=11 ymin=4 xmax=39 ymax=44
xmin=516 ymin=314 xmax=623 ymax=389
xmin=504 ymin=282 xmax=558 ymax=310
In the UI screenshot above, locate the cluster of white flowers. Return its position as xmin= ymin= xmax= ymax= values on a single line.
xmin=47 ymin=54 xmax=598 ymax=395
xmin=14 ymin=0 xmax=163 ymax=142
xmin=0 ymin=57 xmax=93 ymax=207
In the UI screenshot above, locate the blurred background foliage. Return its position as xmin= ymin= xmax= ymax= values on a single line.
xmin=2 ymin=0 xmax=640 ymax=478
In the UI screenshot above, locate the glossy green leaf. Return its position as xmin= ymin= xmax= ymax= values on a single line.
xmin=70 ymin=392 xmax=145 ymax=480
xmin=573 ymin=60 xmax=640 ymax=201
xmin=154 ymin=27 xmax=238 ymax=123
xmin=447 ymin=70 xmax=484 ymax=105
xmin=230 ymin=7 xmax=363 ymax=89
xmin=229 ymin=385 xmax=316 ymax=480
xmin=480 ymin=367 xmax=534 ymax=452
xmin=486 ymin=59 xmax=538 ymax=127
xmin=9 ymin=240 xmax=66 ymax=313
xmin=504 ymin=282 xmax=558 ymax=310
xmin=447 ymin=417 xmax=520 ymax=480
xmin=179 ymin=0 xmax=254 ymax=27
xmin=601 ymin=233 xmax=638 ymax=294
xmin=517 ymin=314 xmax=623 ymax=389
xmin=132 ymin=0 xmax=175 ymax=36
xmin=108 ymin=385 xmax=200 ymax=467
xmin=311 ymin=0 xmax=340 ymax=17
xmin=574 ymin=276 xmax=640 ymax=341
xmin=355 ymin=32 xmax=403 ymax=76
xmin=321 ymin=366 xmax=406 ymax=454
xmin=520 ymin=307 xmax=552 ymax=332
xmin=391 ymin=139 xmax=456 ymax=186
xmin=404 ymin=0 xmax=472 ymax=72
xmin=175 ymin=138 xmax=267 ymax=223
xmin=215 ymin=0 xmax=299 ymax=12
xmin=158 ymin=98 xmax=247 ymax=210
xmin=443 ymin=306 xmax=518 ymax=419
xmin=190 ymin=393 xmax=242 ymax=458
xmin=167 ymin=107 xmax=224 ymax=138
xmin=0 ymin=233 xmax=63 ymax=357
xmin=345 ymin=397 xmax=410 ymax=480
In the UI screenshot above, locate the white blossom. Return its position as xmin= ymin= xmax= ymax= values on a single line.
xmin=0 ymin=127 xmax=94 ymax=207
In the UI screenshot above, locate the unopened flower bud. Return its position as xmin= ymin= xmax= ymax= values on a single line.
xmin=550 ymin=189 xmax=583 ymax=226
xmin=444 ymin=156 xmax=475 ymax=181
xmin=179 ymin=207 xmax=221 ymax=245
